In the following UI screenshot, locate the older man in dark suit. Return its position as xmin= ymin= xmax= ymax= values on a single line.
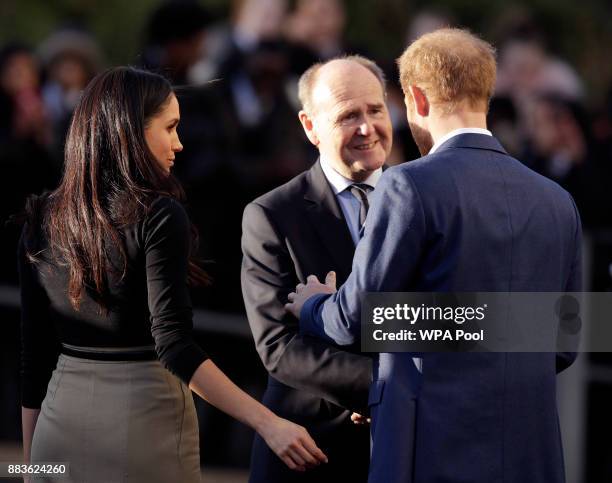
xmin=288 ymin=29 xmax=582 ymax=483
xmin=241 ymin=55 xmax=393 ymax=482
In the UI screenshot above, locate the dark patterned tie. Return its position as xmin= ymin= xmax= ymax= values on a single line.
xmin=348 ymin=183 xmax=373 ymax=233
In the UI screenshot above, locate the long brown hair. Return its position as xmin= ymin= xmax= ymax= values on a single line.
xmin=34 ymin=66 xmax=208 ymax=311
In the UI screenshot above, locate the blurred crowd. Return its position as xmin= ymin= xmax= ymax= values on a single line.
xmin=2 ymin=0 xmax=612 ymax=308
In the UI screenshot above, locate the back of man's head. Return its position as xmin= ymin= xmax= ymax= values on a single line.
xmin=397 ymin=28 xmax=496 ymax=113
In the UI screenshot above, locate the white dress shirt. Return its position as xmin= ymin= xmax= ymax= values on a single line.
xmin=429 ymin=127 xmax=492 ymax=154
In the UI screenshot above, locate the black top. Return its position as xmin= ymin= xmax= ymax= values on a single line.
xmin=19 ymin=196 xmax=208 ymax=409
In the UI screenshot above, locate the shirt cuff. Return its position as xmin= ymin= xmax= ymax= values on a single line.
xmin=299 ymin=293 xmax=333 ymax=340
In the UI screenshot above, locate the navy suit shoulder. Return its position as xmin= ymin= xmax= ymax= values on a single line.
xmin=392 ymin=135 xmax=575 ymax=204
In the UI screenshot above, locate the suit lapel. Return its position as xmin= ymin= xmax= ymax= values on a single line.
xmin=303 ymin=161 xmax=355 ymax=282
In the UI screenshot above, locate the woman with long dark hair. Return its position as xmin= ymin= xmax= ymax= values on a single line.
xmin=19 ymin=66 xmax=327 ymax=482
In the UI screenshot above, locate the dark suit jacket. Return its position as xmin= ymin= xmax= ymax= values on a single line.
xmin=241 ymin=161 xmax=372 ymax=483
xmin=301 ymin=134 xmax=582 ymax=483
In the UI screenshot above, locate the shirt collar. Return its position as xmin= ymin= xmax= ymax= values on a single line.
xmin=319 ymin=157 xmax=383 ymax=195
xmin=429 ymin=127 xmax=492 ymax=155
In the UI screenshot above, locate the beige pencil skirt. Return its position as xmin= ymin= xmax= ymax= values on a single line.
xmin=30 ymin=354 xmax=201 ymax=483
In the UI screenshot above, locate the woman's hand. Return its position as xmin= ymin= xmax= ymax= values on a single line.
xmin=258 ymin=416 xmax=328 ymax=471
xmin=188 ymin=360 xmax=327 ymax=471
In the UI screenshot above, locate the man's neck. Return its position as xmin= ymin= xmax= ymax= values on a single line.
xmin=429 ymin=110 xmax=488 ymax=146
xmin=319 ymin=157 xmax=383 ymax=193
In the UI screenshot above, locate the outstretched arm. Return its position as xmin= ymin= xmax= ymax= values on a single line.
xmin=145 ymin=198 xmax=327 ymax=471
xmin=189 ymin=359 xmax=327 ymax=471
xmin=291 ymin=169 xmax=426 ymax=346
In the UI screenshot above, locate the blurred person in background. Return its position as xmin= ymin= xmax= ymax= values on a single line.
xmin=0 ymin=43 xmax=53 ymax=152
xmin=496 ymin=23 xmax=584 ymax=108
xmin=221 ymin=39 xmax=314 ymax=185
xmin=523 ymin=94 xmax=610 ymax=229
xmin=140 ymin=1 xmax=242 ymax=312
xmin=586 ymin=86 xmax=612 ymax=295
xmin=592 ymin=85 xmax=612 ymax=158
xmin=200 ymin=38 xmax=315 ymax=313
xmin=140 ymin=0 xmax=314 ymax=314
xmin=141 ymin=1 xmax=212 ymax=85
xmin=19 ymin=66 xmax=327 ymax=482
xmin=204 ymin=0 xmax=289 ymax=78
xmin=284 ymin=0 xmax=377 ymax=78
xmin=204 ymin=1 xmax=314 ymax=315
xmin=38 ymin=28 xmax=103 ymax=162
xmin=493 ymin=13 xmax=584 ymax=173
xmin=487 ymin=95 xmax=522 ymax=158
xmin=285 ymin=0 xmax=347 ymax=60
xmin=0 ymin=43 xmax=57 ymax=284
xmin=205 ymin=0 xmax=312 ymax=188
xmin=405 ymin=8 xmax=453 ymax=43
xmin=139 ymin=1 xmax=231 ymax=187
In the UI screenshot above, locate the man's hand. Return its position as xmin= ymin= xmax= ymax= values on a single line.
xmin=350 ymin=412 xmax=371 ymax=425
xmin=285 ymin=271 xmax=337 ymax=318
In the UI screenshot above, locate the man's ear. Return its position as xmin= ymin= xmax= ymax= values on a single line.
xmin=408 ymin=85 xmax=430 ymax=117
xmin=298 ymin=110 xmax=319 ymax=146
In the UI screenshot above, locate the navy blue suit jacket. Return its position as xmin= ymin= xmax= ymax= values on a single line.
xmin=300 ymin=134 xmax=582 ymax=483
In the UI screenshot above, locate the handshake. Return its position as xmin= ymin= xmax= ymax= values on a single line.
xmin=285 ymin=271 xmax=370 ymax=427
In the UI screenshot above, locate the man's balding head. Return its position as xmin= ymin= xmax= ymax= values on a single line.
xmin=298 ymin=55 xmax=386 ymax=114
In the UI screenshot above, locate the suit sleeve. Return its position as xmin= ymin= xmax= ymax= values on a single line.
xmin=300 ymin=168 xmax=426 ymax=346
xmin=241 ymin=201 xmax=372 ymax=414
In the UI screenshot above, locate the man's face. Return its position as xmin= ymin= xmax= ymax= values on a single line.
xmin=304 ymin=62 xmax=392 ymax=181
xmin=405 ymin=92 xmax=434 ymax=156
